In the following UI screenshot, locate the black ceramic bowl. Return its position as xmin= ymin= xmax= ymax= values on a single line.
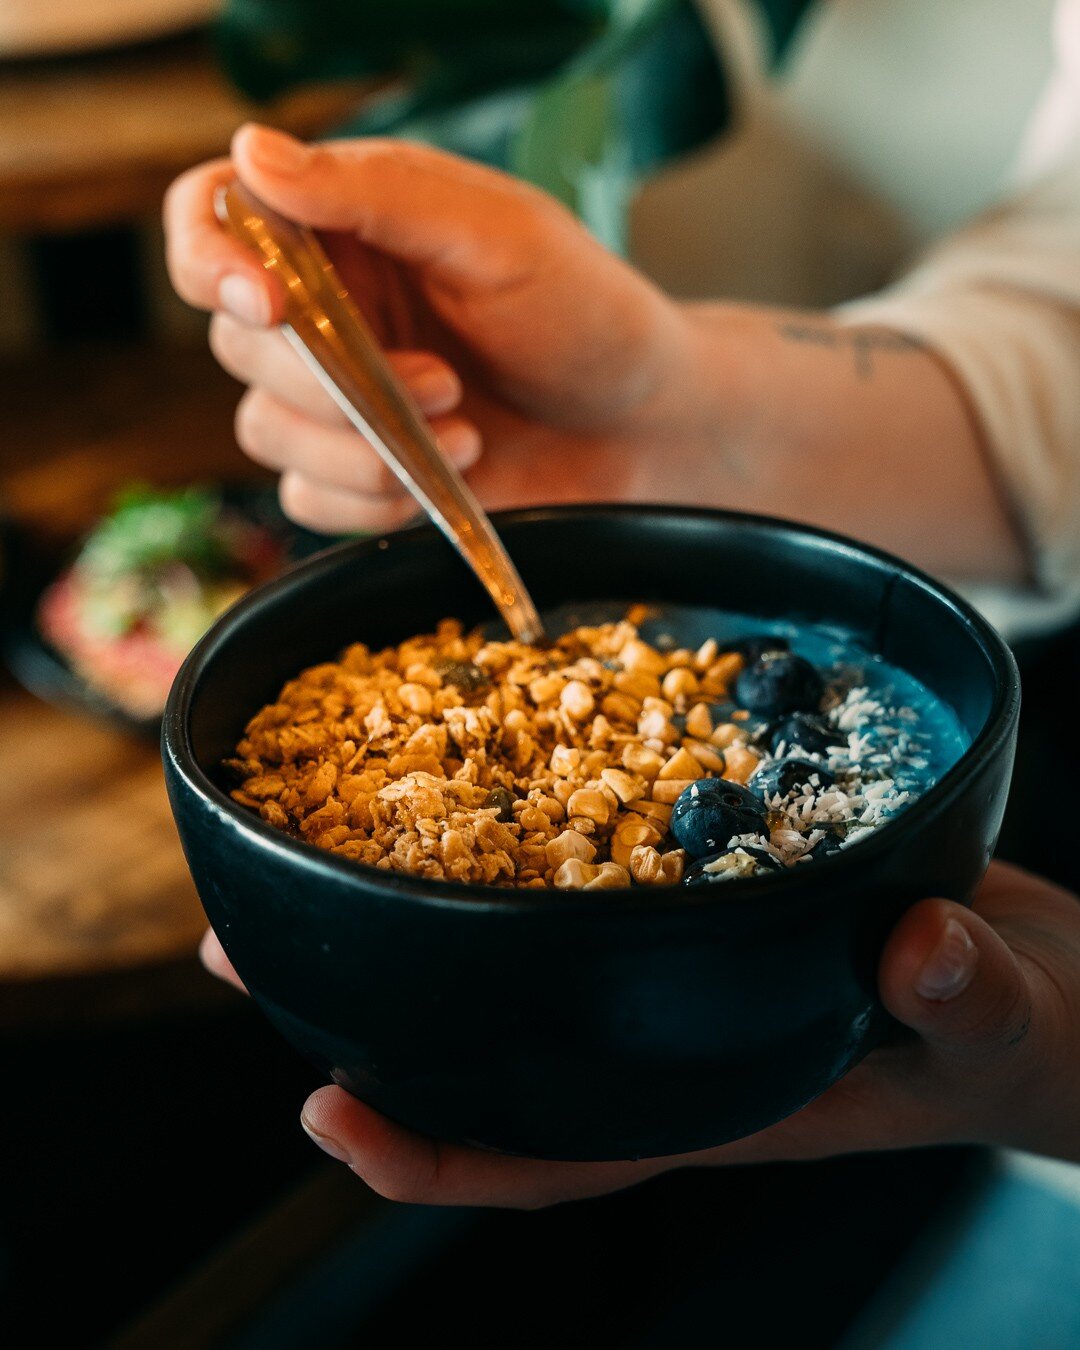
xmin=163 ymin=507 xmax=1019 ymax=1161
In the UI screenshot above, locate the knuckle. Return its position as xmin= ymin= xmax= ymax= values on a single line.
xmin=369 ymin=1176 xmax=420 ymax=1205
xmin=337 ymin=436 xmax=398 ymax=498
xmin=304 ymin=141 xmax=342 ymax=180
xmin=209 ymin=313 xmax=250 ymax=376
xmin=235 ymin=389 xmax=273 ymax=454
xmin=366 ymin=454 xmax=401 ymax=498
xmin=278 ymin=472 xmax=328 ymax=530
xmin=508 ymin=180 xmax=573 ymax=242
xmin=966 ymin=970 xmax=1032 ymax=1052
xmin=277 ymin=472 xmax=310 ymax=522
xmin=163 ymin=160 xmax=222 ymax=225
xmin=988 ymin=958 xmax=1032 ymax=1033
xmin=994 ymin=979 xmax=1035 ymax=1052
xmin=384 ymin=496 xmax=420 ymax=531
xmin=358 ymin=502 xmax=398 ymax=532
xmin=348 ymin=140 xmax=405 ymax=181
xmin=166 ymin=252 xmax=205 ymax=309
xmin=161 ymin=170 xmax=191 ymax=228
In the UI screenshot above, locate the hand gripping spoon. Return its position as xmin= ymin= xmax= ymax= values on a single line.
xmin=216 ymin=179 xmax=546 ymax=644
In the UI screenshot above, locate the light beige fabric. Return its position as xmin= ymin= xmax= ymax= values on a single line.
xmin=838 ymin=157 xmax=1080 ymax=636
xmin=637 ymin=1 xmax=1080 ymax=636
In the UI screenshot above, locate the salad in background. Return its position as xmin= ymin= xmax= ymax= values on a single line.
xmin=36 ymin=485 xmax=288 ymax=719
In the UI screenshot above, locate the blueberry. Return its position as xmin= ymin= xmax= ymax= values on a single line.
xmin=734 ymin=651 xmax=825 ymax=715
xmin=765 ymin=713 xmax=835 ymax=758
xmin=729 ymin=635 xmax=790 ymax=663
xmin=670 ymin=779 xmax=768 ymax=859
xmin=685 ymin=845 xmax=784 ymax=886
xmin=806 ymin=832 xmax=845 ymax=861
xmin=752 ymin=757 xmax=835 ymax=801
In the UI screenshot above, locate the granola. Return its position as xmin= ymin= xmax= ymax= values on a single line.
xmin=226 ymin=613 xmax=757 ymax=889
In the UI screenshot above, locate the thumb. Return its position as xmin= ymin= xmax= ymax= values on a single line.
xmin=879 ymin=897 xmax=1033 ymax=1060
xmin=231 ymin=123 xmax=555 ymax=287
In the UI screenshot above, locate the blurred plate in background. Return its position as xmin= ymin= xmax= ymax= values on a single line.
xmin=0 ymin=484 xmax=332 ymax=738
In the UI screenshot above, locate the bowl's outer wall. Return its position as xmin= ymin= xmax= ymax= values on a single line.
xmin=164 ymin=509 xmax=1019 ymax=1160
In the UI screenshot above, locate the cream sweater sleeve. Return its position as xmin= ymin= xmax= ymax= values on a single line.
xmin=835 ymin=155 xmax=1080 ymax=639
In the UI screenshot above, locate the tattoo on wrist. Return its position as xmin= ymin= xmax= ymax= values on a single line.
xmin=777 ymin=322 xmax=926 ymax=380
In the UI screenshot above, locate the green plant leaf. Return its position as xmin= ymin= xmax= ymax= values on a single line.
xmin=757 ymin=0 xmax=817 ymax=61
xmin=216 ymin=0 xmax=595 ymax=100
xmin=214 ymin=0 xmax=815 ymax=245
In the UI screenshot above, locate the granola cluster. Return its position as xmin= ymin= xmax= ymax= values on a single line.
xmin=226 ymin=611 xmax=762 ymax=890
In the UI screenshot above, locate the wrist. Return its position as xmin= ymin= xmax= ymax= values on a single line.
xmin=612 ymin=300 xmax=763 ymax=464
xmin=625 ymin=301 xmax=788 ymax=506
xmin=617 ymin=300 xmax=1026 ymax=582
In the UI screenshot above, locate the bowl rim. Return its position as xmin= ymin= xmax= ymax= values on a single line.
xmin=163 ymin=503 xmax=1020 ymax=917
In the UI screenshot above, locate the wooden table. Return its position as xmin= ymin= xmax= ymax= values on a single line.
xmin=0 ymin=32 xmax=384 ymax=232
xmin=0 ymin=342 xmax=263 ymax=1014
xmin=0 ymin=677 xmax=206 ymax=983
xmin=0 ymin=17 xmax=387 ymax=1003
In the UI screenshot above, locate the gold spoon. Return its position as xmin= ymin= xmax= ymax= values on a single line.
xmin=216 ymin=179 xmax=546 ymax=645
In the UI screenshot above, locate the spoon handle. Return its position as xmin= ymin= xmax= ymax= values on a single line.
xmin=216 ymin=179 xmax=545 ymax=645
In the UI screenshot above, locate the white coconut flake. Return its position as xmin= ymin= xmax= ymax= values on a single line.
xmin=689 ymin=659 xmax=949 ymax=884
xmin=715 ymin=671 xmax=944 ymax=871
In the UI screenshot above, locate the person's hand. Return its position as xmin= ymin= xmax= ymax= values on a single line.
xmin=164 ymin=123 xmax=1022 ymax=579
xmin=200 ymin=860 xmax=1080 ymax=1208
xmin=164 ymin=123 xmax=695 ymax=534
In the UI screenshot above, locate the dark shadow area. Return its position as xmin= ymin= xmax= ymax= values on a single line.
xmin=997 ymin=623 xmax=1080 ymax=893
xmin=359 ymin=1147 xmax=990 ymax=1350
xmin=0 ymin=990 xmax=322 ymax=1346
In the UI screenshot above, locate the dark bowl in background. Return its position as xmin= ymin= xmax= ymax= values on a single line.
xmin=163 ymin=507 xmax=1019 ymax=1161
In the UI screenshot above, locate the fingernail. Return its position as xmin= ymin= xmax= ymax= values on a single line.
xmin=916 ymin=918 xmax=978 ymax=1001
xmin=246 ymin=126 xmax=311 ymax=177
xmin=412 ymin=366 xmax=461 ymax=412
xmin=441 ymin=425 xmax=482 ymax=465
xmin=219 ymin=274 xmax=270 ymax=327
xmin=301 ymin=1112 xmax=353 ymax=1165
